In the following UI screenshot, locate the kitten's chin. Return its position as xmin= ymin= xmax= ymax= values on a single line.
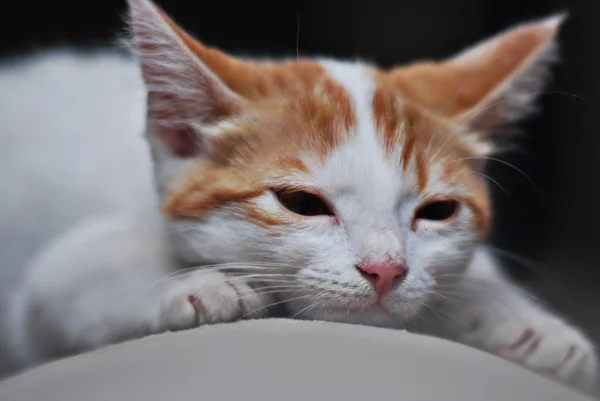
xmin=294 ymin=299 xmax=426 ymax=329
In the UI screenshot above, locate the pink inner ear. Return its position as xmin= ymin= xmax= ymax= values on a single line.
xmin=156 ymin=125 xmax=200 ymax=157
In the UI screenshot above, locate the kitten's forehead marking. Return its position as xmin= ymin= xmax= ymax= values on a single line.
xmin=311 ymin=60 xmax=414 ymax=204
xmin=288 ymin=60 xmax=397 ymax=232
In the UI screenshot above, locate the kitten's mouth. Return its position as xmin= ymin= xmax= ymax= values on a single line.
xmin=320 ymin=292 xmax=400 ymax=316
xmin=332 ymin=302 xmax=393 ymax=316
xmin=369 ymin=302 xmax=393 ymax=315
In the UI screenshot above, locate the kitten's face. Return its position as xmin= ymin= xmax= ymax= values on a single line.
xmin=161 ymin=62 xmax=490 ymax=327
xmin=128 ymin=0 xmax=560 ymax=327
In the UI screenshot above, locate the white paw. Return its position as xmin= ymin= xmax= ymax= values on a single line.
xmin=467 ymin=314 xmax=598 ymax=391
xmin=156 ymin=271 xmax=271 ymax=332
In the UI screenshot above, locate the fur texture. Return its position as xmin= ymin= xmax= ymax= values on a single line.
xmin=0 ymin=0 xmax=596 ymax=392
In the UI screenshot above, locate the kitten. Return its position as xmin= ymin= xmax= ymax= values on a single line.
xmin=0 ymin=0 xmax=596 ymax=391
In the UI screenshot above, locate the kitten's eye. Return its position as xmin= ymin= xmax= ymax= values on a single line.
xmin=415 ymin=200 xmax=459 ymax=222
xmin=274 ymin=190 xmax=334 ymax=217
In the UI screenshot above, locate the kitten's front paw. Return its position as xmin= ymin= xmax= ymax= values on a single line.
xmin=472 ymin=315 xmax=597 ymax=391
xmin=157 ymin=271 xmax=271 ymax=332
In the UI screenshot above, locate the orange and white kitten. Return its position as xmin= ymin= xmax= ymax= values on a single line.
xmin=0 ymin=0 xmax=596 ymax=390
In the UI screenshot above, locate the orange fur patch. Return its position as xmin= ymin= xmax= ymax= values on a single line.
xmin=160 ymin=57 xmax=357 ymax=225
xmin=370 ymin=72 xmax=491 ymax=233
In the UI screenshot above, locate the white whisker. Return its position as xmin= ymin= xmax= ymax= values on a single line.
xmin=446 ymin=156 xmax=542 ymax=198
xmin=241 ymin=294 xmax=312 ymax=319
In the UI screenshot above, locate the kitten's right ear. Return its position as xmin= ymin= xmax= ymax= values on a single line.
xmin=127 ymin=0 xmax=244 ymax=157
xmin=388 ymin=15 xmax=563 ymax=156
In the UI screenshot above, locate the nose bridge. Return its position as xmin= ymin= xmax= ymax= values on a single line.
xmin=340 ymin=195 xmax=404 ymax=264
xmin=359 ymin=225 xmax=403 ymax=264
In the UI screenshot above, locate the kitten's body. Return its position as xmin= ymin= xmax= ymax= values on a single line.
xmin=0 ymin=0 xmax=596 ymax=392
xmin=0 ymin=51 xmax=156 ymax=369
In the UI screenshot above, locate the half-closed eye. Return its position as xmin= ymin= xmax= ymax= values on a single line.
xmin=273 ymin=189 xmax=335 ymax=218
xmin=414 ymin=199 xmax=459 ymax=223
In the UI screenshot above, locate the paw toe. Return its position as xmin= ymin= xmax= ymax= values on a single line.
xmin=522 ymin=328 xmax=597 ymax=391
xmin=195 ymin=282 xmax=241 ymax=323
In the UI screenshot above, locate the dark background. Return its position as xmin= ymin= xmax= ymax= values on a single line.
xmin=2 ymin=0 xmax=599 ymax=380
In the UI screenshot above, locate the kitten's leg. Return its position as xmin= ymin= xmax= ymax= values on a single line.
xmin=437 ymin=249 xmax=598 ymax=391
xmin=7 ymin=215 xmax=272 ymax=369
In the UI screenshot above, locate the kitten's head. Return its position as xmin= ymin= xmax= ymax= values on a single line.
xmin=127 ymin=0 xmax=562 ymax=327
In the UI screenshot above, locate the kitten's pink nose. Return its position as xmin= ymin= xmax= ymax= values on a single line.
xmin=356 ymin=262 xmax=407 ymax=296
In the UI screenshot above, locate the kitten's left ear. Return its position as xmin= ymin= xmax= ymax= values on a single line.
xmin=390 ymin=14 xmax=565 ymax=154
xmin=127 ymin=0 xmax=248 ymax=158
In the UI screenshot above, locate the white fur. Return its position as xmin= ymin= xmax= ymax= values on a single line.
xmin=0 ymin=3 xmax=596 ymax=391
xmin=0 ymin=50 xmax=155 ymax=372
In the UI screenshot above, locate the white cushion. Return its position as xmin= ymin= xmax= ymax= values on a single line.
xmin=0 ymin=319 xmax=592 ymax=401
